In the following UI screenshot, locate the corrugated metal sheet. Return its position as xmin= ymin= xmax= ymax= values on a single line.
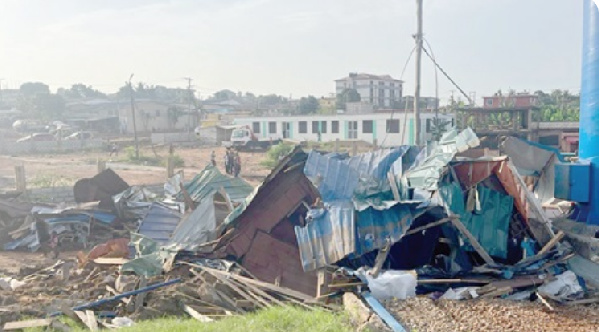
xmin=296 ymin=201 xmax=428 ymax=271
xmin=180 ymin=165 xmax=253 ymax=204
xmin=405 ymin=128 xmax=479 ymax=190
xmin=439 ymin=182 xmax=512 ymax=259
xmin=137 ymin=203 xmax=182 ymax=246
xmin=168 ymin=196 xmax=216 ymax=251
xmin=295 ymin=202 xmax=356 ymax=271
xmin=303 ymin=146 xmax=416 ymax=204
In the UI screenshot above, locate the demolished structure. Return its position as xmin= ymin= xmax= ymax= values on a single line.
xmin=0 ymin=128 xmax=597 ymax=331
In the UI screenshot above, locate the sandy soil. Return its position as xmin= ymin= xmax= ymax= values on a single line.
xmin=0 ymin=145 xmax=270 ymax=190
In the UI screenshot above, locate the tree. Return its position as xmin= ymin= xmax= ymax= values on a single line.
xmin=20 ymin=82 xmax=50 ymax=97
xmin=58 ymin=84 xmax=107 ymax=99
xmin=297 ymin=96 xmax=319 ymax=115
xmin=212 ymin=89 xmax=236 ymax=101
xmin=335 ymin=88 xmax=361 ymax=109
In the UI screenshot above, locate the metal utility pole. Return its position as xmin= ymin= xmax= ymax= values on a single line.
xmin=183 ymin=77 xmax=193 ymax=134
xmin=128 ymin=74 xmax=140 ymax=159
xmin=414 ymin=0 xmax=423 ymax=146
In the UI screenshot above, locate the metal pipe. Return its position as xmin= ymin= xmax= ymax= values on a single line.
xmin=580 ymin=0 xmax=599 ymax=225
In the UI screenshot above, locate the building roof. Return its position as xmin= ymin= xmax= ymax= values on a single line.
xmin=335 ymin=73 xmax=403 ymax=83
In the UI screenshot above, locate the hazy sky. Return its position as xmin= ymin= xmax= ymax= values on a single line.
xmin=0 ymin=0 xmax=585 ymax=104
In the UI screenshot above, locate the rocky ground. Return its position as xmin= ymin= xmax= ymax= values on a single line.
xmin=384 ymin=296 xmax=598 ymax=332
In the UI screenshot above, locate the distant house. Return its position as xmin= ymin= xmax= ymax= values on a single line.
xmin=483 ymin=93 xmax=538 ymax=109
xmin=335 ymin=72 xmax=403 ymax=108
xmin=118 ymin=100 xmax=197 ymax=134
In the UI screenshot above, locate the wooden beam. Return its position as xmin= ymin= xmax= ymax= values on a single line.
xmin=3 ymin=319 xmax=52 ymax=330
xmin=538 ymin=230 xmax=565 ymax=255
xmin=405 ymin=217 xmax=451 ymax=236
xmin=184 ymin=304 xmax=214 ymax=323
xmin=371 ymin=240 xmax=391 ymax=278
xmin=450 ymin=217 xmax=495 ymax=265
xmin=387 ymin=171 xmax=401 ymax=201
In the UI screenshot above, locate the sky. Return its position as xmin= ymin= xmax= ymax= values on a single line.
xmin=0 ymin=0 xmax=586 ymax=104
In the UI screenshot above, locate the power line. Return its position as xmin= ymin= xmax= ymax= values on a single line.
xmin=421 ymin=40 xmax=472 ymax=105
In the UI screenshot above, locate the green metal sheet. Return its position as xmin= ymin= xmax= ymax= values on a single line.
xmin=179 ymin=165 xmax=253 ymax=204
xmin=440 ymin=182 xmax=512 ymax=259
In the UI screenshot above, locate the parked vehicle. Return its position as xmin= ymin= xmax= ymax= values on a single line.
xmin=16 ymin=133 xmax=56 ymax=142
xmin=65 ymin=131 xmax=93 ymax=140
xmin=224 ymin=126 xmax=281 ymax=151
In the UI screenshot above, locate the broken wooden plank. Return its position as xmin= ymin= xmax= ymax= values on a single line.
xmin=479 ymin=286 xmax=512 ymax=298
xmin=85 ymin=310 xmax=99 ymax=331
xmin=92 ymin=257 xmax=130 ymax=265
xmin=536 ymin=292 xmax=555 ymax=311
xmin=202 ymin=267 xmax=318 ymax=303
xmin=371 ymin=240 xmax=391 ymax=278
xmin=184 ymin=304 xmax=214 ymax=323
xmin=417 ymin=278 xmax=491 ymax=285
xmin=405 ymin=217 xmax=451 ymax=236
xmin=538 ymin=230 xmax=565 ymax=255
xmin=59 ymin=303 xmax=86 ymax=327
xmin=362 ymin=291 xmax=407 ymax=332
xmin=218 ymin=187 xmax=234 ymax=212
xmin=3 ymin=319 xmax=53 ymax=330
xmin=134 ymin=276 xmax=148 ymax=311
xmin=450 ymin=216 xmax=495 ymax=264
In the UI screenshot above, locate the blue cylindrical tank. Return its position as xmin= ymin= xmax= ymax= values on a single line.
xmin=580 ymin=0 xmax=599 ymax=225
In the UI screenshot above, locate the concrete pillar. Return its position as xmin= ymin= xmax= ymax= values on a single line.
xmin=15 ymin=165 xmax=26 ymax=192
xmin=334 ymin=138 xmax=340 ymax=153
xmin=166 ymin=156 xmax=174 ymax=178
xmin=352 ymin=141 xmax=358 ymax=156
xmin=97 ymin=159 xmax=106 ymax=174
xmin=372 ymin=139 xmax=378 ymax=151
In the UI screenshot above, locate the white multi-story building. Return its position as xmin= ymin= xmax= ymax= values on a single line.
xmin=232 ymin=112 xmax=454 ymax=147
xmin=335 ymin=73 xmax=403 ymax=108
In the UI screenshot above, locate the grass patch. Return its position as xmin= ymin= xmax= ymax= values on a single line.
xmin=28 ymin=174 xmax=76 ymax=188
xmin=118 ymin=307 xmax=351 ymax=332
xmin=260 ymin=143 xmax=295 ymax=168
xmin=120 ymin=146 xmax=184 ymax=167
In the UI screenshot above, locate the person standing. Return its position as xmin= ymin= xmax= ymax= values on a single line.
xmin=210 ymin=150 xmax=216 ymax=167
xmin=225 ymin=149 xmax=231 ymax=174
xmin=233 ymin=152 xmax=242 ymax=178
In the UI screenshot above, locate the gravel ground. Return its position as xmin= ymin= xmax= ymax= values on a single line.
xmin=385 ymin=297 xmax=599 ymax=332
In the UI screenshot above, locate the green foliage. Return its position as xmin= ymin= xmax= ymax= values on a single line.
xmin=297 ymin=96 xmax=319 ymax=114
xmin=430 ymin=116 xmax=451 ymax=141
xmin=162 ymin=154 xmax=185 ymax=168
xmin=260 ymin=143 xmax=295 ymax=168
xmin=336 ymin=89 xmax=361 ymax=109
xmin=535 ymin=89 xmax=579 ymax=122
xmin=86 ymin=306 xmax=351 ymax=332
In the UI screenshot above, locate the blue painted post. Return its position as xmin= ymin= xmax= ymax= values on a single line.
xmin=580 ymin=0 xmax=599 ymax=225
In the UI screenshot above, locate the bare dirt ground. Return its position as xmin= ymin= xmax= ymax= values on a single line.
xmin=0 ymin=145 xmax=270 ymax=190
xmin=0 ymin=145 xmax=272 ymax=273
xmin=385 ymin=297 xmax=599 ymax=332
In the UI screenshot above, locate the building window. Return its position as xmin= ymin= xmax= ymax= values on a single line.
xmin=155 ymin=110 xmax=161 ymax=117
xmin=485 ymin=99 xmax=493 ymax=106
xmin=426 ymin=119 xmax=432 ymax=133
xmin=349 ymin=121 xmax=358 ymax=139
xmin=362 ymin=120 xmax=373 ymax=134
xmin=299 ymin=121 xmax=307 ymax=133
xmin=386 ymin=119 xmax=400 ymax=133
xmin=252 ymin=122 xmax=261 ymax=134
xmin=269 ymin=121 xmax=277 ymax=134
xmin=312 ymin=121 xmax=319 ymax=133
xmin=332 ymin=121 xmax=339 ymax=133
xmin=320 ymin=121 xmax=327 ymax=134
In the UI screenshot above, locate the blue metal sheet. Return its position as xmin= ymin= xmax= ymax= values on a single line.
xmin=295 ymin=201 xmax=426 ymax=271
xmin=554 ymin=161 xmax=591 ymax=203
xmin=295 ymin=202 xmax=356 ymax=272
xmin=303 ymin=147 xmax=415 ymax=203
xmin=137 ymin=203 xmax=182 ymax=246
xmin=362 ymin=292 xmax=407 ymax=332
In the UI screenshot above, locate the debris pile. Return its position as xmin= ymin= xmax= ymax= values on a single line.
xmin=0 ymin=128 xmax=597 ymax=331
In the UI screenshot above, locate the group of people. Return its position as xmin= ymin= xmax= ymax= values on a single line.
xmin=224 ymin=148 xmax=242 ymax=177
